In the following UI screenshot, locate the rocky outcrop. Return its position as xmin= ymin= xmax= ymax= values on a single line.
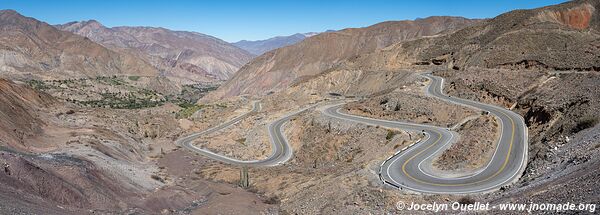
xmin=536 ymin=3 xmax=595 ymax=30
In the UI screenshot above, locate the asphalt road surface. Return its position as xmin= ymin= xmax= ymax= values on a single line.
xmin=177 ymin=101 xmax=313 ymax=166
xmin=322 ymin=73 xmax=528 ymax=194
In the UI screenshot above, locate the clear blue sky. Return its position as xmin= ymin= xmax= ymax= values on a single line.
xmin=1 ymin=0 xmax=568 ymax=42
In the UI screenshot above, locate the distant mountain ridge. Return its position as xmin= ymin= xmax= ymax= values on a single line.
xmin=233 ymin=31 xmax=334 ymax=55
xmin=206 ymin=16 xmax=481 ymax=100
xmin=354 ymin=0 xmax=600 ymax=72
xmin=0 ymin=10 xmax=158 ymax=80
xmin=57 ymin=20 xmax=254 ymax=84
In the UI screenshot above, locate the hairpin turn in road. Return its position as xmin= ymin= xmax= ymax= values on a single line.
xmin=322 ymin=74 xmax=528 ymax=194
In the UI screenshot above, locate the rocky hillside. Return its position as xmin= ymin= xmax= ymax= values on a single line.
xmin=343 ymin=0 xmax=600 ymax=207
xmin=0 ymin=79 xmax=141 ymax=213
xmin=206 ymin=16 xmax=480 ymax=99
xmin=57 ymin=20 xmax=254 ymax=83
xmin=0 ymin=79 xmax=54 ymax=150
xmin=357 ymin=0 xmax=600 ymax=72
xmin=233 ymin=32 xmax=329 ymax=55
xmin=0 ymin=10 xmax=158 ymax=80
xmin=0 ymin=77 xmax=274 ymax=214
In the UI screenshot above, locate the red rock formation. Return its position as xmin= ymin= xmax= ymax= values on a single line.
xmin=539 ymin=3 xmax=594 ymax=30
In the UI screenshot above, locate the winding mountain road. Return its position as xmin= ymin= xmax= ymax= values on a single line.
xmin=322 ymin=73 xmax=528 ymax=194
xmin=177 ymin=73 xmax=527 ymax=194
xmin=176 ymin=101 xmax=312 ymax=166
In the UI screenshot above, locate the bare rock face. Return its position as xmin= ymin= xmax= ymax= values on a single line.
xmin=206 ymin=16 xmax=481 ymax=100
xmin=57 ymin=20 xmax=255 ymax=84
xmin=536 ymin=3 xmax=594 ymax=30
xmin=0 ymin=10 xmax=159 ymax=80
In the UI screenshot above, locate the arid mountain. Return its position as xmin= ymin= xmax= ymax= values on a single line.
xmin=264 ymin=0 xmax=600 ymax=211
xmin=206 ymin=16 xmax=480 ymax=99
xmin=0 ymin=77 xmax=274 ymax=214
xmin=356 ymin=0 xmax=600 ymax=72
xmin=0 ymin=10 xmax=158 ymax=80
xmin=233 ymin=31 xmax=332 ymax=55
xmin=2 ymin=1 xmax=599 ymax=213
xmin=0 ymin=79 xmax=54 ymax=150
xmin=0 ymin=79 xmax=141 ymax=213
xmin=57 ymin=20 xmax=254 ymax=83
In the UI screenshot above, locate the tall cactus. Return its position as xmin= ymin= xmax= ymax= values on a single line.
xmin=239 ymin=166 xmax=249 ymax=188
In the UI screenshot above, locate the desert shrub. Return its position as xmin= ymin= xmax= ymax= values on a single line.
xmin=380 ymin=98 xmax=389 ymax=105
xmin=264 ymin=196 xmax=280 ymax=205
xmin=26 ymin=79 xmax=51 ymax=90
xmin=246 ymin=186 xmax=260 ymax=194
xmin=458 ymin=196 xmax=475 ymax=205
xmin=236 ymin=138 xmax=247 ymax=145
xmin=386 ymin=130 xmax=399 ymax=140
xmin=178 ymin=102 xmax=196 ymax=109
xmin=96 ymin=76 xmax=124 ymax=86
xmin=177 ymin=104 xmax=204 ymax=118
xmin=572 ymin=116 xmax=598 ymax=133
xmin=151 ymin=175 xmax=165 ymax=183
